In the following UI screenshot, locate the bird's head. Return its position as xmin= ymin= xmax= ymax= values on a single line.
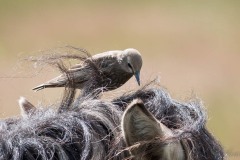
xmin=122 ymin=48 xmax=142 ymax=86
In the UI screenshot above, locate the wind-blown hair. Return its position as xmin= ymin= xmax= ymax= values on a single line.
xmin=0 ymin=85 xmax=224 ymax=160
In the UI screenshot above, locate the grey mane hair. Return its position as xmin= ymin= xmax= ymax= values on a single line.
xmin=0 ymin=99 xmax=127 ymax=160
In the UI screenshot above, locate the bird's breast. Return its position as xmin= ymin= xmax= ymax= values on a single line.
xmin=101 ymin=69 xmax=133 ymax=90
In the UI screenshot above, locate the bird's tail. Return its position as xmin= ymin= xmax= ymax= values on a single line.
xmin=33 ymin=75 xmax=66 ymax=91
xmin=32 ymin=84 xmax=46 ymax=91
xmin=32 ymin=83 xmax=59 ymax=91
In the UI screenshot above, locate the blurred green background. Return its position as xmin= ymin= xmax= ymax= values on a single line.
xmin=0 ymin=1 xmax=239 ymax=159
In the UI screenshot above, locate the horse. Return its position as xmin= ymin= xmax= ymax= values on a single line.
xmin=0 ymin=85 xmax=224 ymax=160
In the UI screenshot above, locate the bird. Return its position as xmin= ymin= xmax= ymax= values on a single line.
xmin=32 ymin=48 xmax=143 ymax=94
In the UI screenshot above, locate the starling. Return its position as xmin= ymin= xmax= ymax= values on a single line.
xmin=32 ymin=48 xmax=142 ymax=94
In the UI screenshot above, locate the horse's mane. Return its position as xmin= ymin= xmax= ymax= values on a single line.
xmin=0 ymin=86 xmax=224 ymax=160
xmin=0 ymin=98 xmax=126 ymax=160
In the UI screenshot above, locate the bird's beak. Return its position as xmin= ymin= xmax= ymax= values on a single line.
xmin=134 ymin=71 xmax=140 ymax=86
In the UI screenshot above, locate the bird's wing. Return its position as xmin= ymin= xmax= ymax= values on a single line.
xmin=67 ymin=51 xmax=114 ymax=71
xmin=69 ymin=56 xmax=116 ymax=73
xmin=92 ymin=51 xmax=122 ymax=71
xmin=44 ymin=69 xmax=89 ymax=87
xmin=91 ymin=50 xmax=121 ymax=60
xmin=97 ymin=58 xmax=117 ymax=70
xmin=60 ymin=51 xmax=121 ymax=82
xmin=68 ymin=63 xmax=84 ymax=72
xmin=33 ymin=63 xmax=90 ymax=91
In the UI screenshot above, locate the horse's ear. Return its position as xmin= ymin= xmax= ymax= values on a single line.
xmin=122 ymin=99 xmax=186 ymax=160
xmin=18 ymin=97 xmax=36 ymax=116
xmin=122 ymin=99 xmax=171 ymax=146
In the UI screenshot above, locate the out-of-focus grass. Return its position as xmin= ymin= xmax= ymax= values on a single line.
xmin=0 ymin=1 xmax=239 ymax=159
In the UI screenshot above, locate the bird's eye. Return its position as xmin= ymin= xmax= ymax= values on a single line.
xmin=128 ymin=63 xmax=133 ymax=69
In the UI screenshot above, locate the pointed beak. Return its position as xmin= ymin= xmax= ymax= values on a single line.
xmin=134 ymin=71 xmax=141 ymax=86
